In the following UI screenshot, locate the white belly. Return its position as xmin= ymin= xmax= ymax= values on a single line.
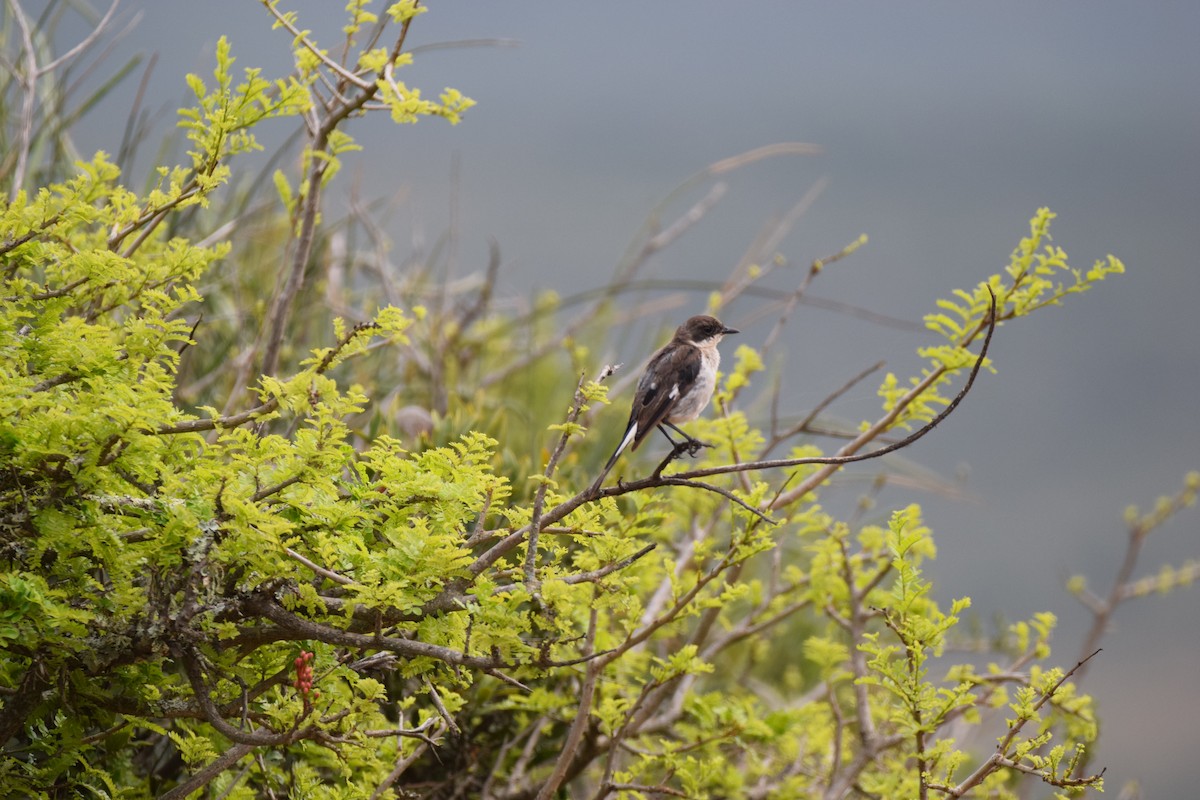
xmin=666 ymin=347 xmax=719 ymax=423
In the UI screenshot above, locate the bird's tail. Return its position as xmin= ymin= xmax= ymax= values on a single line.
xmin=591 ymin=422 xmax=639 ymax=492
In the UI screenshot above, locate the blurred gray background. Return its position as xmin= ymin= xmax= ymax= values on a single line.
xmin=50 ymin=2 xmax=1200 ymax=796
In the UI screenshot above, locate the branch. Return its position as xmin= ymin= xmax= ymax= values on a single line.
xmin=767 ymin=285 xmax=997 ymax=510
xmin=655 ymin=476 xmax=776 ymax=524
xmin=560 ymin=543 xmax=657 ymax=586
xmin=155 ymin=397 xmax=279 ymax=436
xmin=575 ymin=286 xmax=995 ymax=517
xmin=240 ymin=595 xmax=505 ymax=669
xmin=535 ymin=604 xmax=600 ymax=800
xmin=260 ymin=0 xmax=373 ymax=90
xmin=525 ymin=368 xmax=613 ymax=594
xmin=157 ymin=742 xmax=256 ymax=800
xmin=6 ymin=0 xmax=38 ymax=200
xmin=38 ymin=0 xmax=121 ymax=75
xmin=284 ymin=546 xmax=356 ymax=586
xmin=254 ymin=8 xmax=412 ymax=382
xmin=158 ymin=320 xmax=382 ymax=435
xmin=175 ymin=646 xmax=314 ymax=747
xmin=764 ymin=360 xmax=885 ymax=457
xmin=471 ymin=286 xmax=993 ymax=583
xmin=1074 ymin=473 xmax=1200 ymax=682
xmin=369 ymin=720 xmax=448 ymax=800
xmin=943 ymin=649 xmax=1102 ymax=798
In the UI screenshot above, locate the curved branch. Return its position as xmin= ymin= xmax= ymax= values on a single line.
xmin=470 ymin=288 xmax=996 ymax=578
xmin=654 ymin=476 xmax=775 ymax=524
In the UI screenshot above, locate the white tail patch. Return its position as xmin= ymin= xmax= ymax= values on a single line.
xmin=594 ymin=421 xmax=640 ymax=492
xmin=610 ymin=422 xmax=639 ymax=467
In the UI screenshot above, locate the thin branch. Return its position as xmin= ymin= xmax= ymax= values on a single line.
xmin=943 ymin=649 xmax=1102 ymax=798
xmin=0 ymin=214 xmax=63 ymax=257
xmin=369 ymin=720 xmax=448 ymax=800
xmin=260 ymin=0 xmax=373 ymax=90
xmin=284 ymin=546 xmax=356 ymax=586
xmin=719 ymin=177 xmax=828 ymax=311
xmin=176 ymin=646 xmax=312 ymax=747
xmin=38 ymin=0 xmax=121 ymax=75
xmin=1074 ymin=475 xmax=1199 ymax=681
xmin=535 ymin=604 xmax=600 ymax=800
xmin=525 ymin=366 xmax=616 ymax=594
xmin=7 ymin=0 xmax=38 ymax=199
xmin=249 ymin=474 xmax=304 ymax=503
xmin=254 ymin=8 xmax=412 ymax=382
xmin=484 ymin=668 xmax=533 ymax=693
xmin=560 ymin=544 xmax=657 ymax=585
xmin=655 ymin=476 xmax=776 ymax=524
xmin=155 ymin=397 xmax=279 ymax=436
xmin=765 ymin=360 xmax=885 ymax=456
xmin=363 ymin=717 xmax=439 ymax=742
xmin=643 ymin=181 xmax=727 ymax=256
xmin=157 ymin=742 xmax=256 ymax=800
xmin=473 ymin=288 xmax=994 ymax=583
xmin=473 ymin=343 xmax=984 ymax=578
xmin=602 ymin=784 xmax=688 ymax=798
xmin=240 ymin=595 xmax=504 ymax=669
xmin=426 ymin=679 xmax=462 ymax=736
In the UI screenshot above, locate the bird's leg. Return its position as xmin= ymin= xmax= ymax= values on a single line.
xmin=660 ymin=422 xmax=712 ymax=458
xmin=656 ymin=424 xmax=682 ymax=447
xmin=654 ymin=425 xmax=691 ymax=465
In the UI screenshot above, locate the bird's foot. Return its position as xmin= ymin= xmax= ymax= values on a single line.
xmin=661 ymin=437 xmax=713 ymax=469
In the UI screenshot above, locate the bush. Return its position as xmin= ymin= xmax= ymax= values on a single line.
xmin=5 ymin=3 xmax=1189 ymax=799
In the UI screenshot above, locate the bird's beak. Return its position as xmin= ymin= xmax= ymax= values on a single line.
xmin=723 ymin=326 xmax=739 ymax=335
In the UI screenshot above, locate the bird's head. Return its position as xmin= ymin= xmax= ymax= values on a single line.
xmin=677 ymin=315 xmax=738 ymax=347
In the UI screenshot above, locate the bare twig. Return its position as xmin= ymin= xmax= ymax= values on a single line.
xmin=6 ymin=0 xmax=38 ymax=200
xmin=426 ymin=679 xmax=462 ymax=736
xmin=765 ymin=360 xmax=886 ymax=456
xmin=654 ymin=476 xmax=776 ymax=524
xmin=767 ymin=286 xmax=996 ymax=510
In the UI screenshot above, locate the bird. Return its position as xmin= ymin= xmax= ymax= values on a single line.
xmin=596 ymin=315 xmax=738 ymax=484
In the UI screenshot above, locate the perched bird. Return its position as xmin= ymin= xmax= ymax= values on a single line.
xmin=598 ymin=315 xmax=738 ymax=480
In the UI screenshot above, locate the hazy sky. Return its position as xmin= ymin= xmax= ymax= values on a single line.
xmin=47 ymin=2 xmax=1200 ymax=795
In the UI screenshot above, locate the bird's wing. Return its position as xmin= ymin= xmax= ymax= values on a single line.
xmin=629 ymin=343 xmax=701 ymax=452
xmin=596 ymin=341 xmax=703 ymax=482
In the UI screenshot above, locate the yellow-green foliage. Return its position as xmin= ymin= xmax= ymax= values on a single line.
xmin=0 ymin=3 xmax=1151 ymax=799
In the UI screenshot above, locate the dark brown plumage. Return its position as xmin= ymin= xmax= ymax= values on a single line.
xmin=601 ymin=315 xmax=738 ymax=475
